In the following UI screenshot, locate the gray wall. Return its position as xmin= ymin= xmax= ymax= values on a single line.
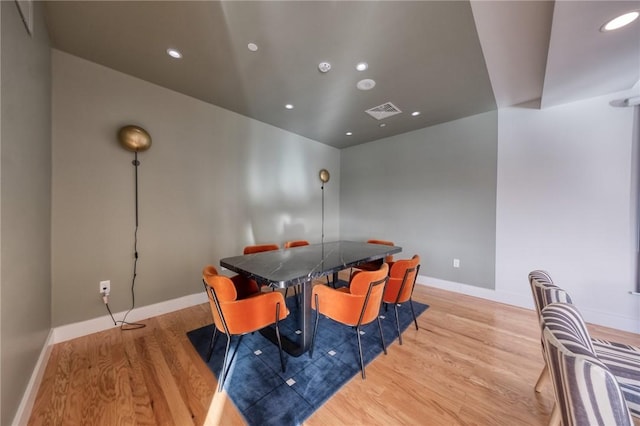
xmin=51 ymin=50 xmax=340 ymax=326
xmin=340 ymin=111 xmax=497 ymax=288
xmin=1 ymin=1 xmax=52 ymax=424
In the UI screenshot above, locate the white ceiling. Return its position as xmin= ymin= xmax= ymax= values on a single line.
xmin=44 ymin=1 xmax=640 ymax=149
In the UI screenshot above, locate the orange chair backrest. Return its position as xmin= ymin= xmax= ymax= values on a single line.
xmin=386 ymin=255 xmax=420 ymax=303
xmin=203 ymin=270 xmax=238 ymax=302
xmin=367 ymin=239 xmax=395 ymax=263
xmin=202 ymin=265 xmax=218 ymax=279
xmin=202 ymin=272 xmax=239 ymax=331
xmin=350 ymin=263 xmax=389 ymax=325
xmin=243 ymin=244 xmax=279 ymax=254
xmin=284 ymin=240 xmax=310 ymax=248
xmin=367 ymin=239 xmax=394 ymax=246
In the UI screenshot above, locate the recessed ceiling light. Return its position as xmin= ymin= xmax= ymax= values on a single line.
xmin=379 ymin=123 xmax=386 ymax=128
xmin=356 ymin=62 xmax=368 ymax=71
xmin=601 ymin=11 xmax=639 ymax=31
xmin=411 ymin=111 xmax=421 ymax=117
xmin=345 ymin=132 xmax=353 ymax=136
xmin=356 ymin=79 xmax=376 ymax=91
xmin=285 ymin=104 xmax=294 ymax=109
xmin=166 ymin=48 xmax=182 ymax=59
xmin=247 ymin=43 xmax=259 ymax=52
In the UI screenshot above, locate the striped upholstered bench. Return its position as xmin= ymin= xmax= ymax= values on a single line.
xmin=528 ymin=270 xmax=640 ymax=418
xmin=540 ymin=302 xmax=633 ymax=425
xmin=591 ymin=338 xmax=640 ymax=418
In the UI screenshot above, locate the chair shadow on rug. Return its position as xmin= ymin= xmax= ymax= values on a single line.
xmin=187 ymin=280 xmax=429 ymax=426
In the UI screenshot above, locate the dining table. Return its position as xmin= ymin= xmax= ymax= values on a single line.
xmin=220 ymin=240 xmax=402 ymax=356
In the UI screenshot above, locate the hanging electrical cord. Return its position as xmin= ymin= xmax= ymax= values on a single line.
xmin=105 ymin=125 xmax=153 ymax=330
xmin=117 ymin=151 xmax=146 ymax=330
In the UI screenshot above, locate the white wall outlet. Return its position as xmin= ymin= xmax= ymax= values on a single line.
xmin=99 ymin=280 xmax=111 ymax=295
xmin=453 ymin=258 xmax=460 ymax=268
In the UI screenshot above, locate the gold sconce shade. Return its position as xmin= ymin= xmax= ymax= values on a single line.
xmin=118 ymin=125 xmax=152 ymax=152
xmin=319 ymin=169 xmax=330 ymax=183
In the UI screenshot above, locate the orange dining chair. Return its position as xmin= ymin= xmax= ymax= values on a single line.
xmin=352 ymin=239 xmax=396 ymax=275
xmin=243 ymin=243 xmax=280 ymax=255
xmin=202 ymin=269 xmax=289 ymax=391
xmin=310 ymin=263 xmax=389 ymax=379
xmin=367 ymin=239 xmax=396 ymax=263
xmin=382 ymin=254 xmax=420 ymax=345
xmin=242 ymin=243 xmax=279 ymax=290
xmin=283 ymin=240 xmax=309 ymax=249
xmin=284 ymin=240 xmax=333 ymax=289
xmin=283 ymin=240 xmax=310 ymax=299
xmin=202 ymin=265 xmax=259 ymax=300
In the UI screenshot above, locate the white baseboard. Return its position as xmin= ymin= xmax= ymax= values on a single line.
xmin=52 ymin=292 xmax=208 ymax=344
xmin=417 ymin=274 xmax=533 ymax=309
xmin=578 ymin=307 xmax=640 ymax=334
xmin=417 ymin=274 xmax=639 ymax=334
xmin=12 ymin=329 xmax=55 ymax=426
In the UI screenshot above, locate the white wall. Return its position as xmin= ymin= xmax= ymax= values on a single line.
xmin=51 ymin=50 xmax=340 ymax=327
xmin=494 ymin=93 xmax=640 ymax=332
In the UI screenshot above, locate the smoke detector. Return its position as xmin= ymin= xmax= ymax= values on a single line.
xmin=357 ymin=79 xmax=376 ymax=91
xmin=318 ymin=62 xmax=331 ymax=73
xmin=365 ymin=102 xmax=402 ymax=120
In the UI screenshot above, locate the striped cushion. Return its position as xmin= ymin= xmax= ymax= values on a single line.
xmin=541 ymin=303 xmax=633 ymax=426
xmin=528 ymin=271 xmax=571 ymax=319
xmin=529 ymin=276 xmax=575 ymax=349
xmin=529 ymin=269 xmax=554 ymax=286
xmin=593 ymin=339 xmax=640 ymax=417
xmin=528 ymin=271 xmax=640 ymax=418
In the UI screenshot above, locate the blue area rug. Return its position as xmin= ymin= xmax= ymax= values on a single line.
xmin=187 ymin=282 xmax=428 ymax=426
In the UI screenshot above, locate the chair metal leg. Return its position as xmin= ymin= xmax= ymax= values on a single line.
xmin=409 ymin=298 xmax=419 ymax=330
xmin=275 ymin=302 xmax=286 ymax=373
xmin=394 ymin=304 xmax=403 ymax=345
xmin=535 ymin=364 xmax=549 ymax=393
xmin=206 ymin=326 xmax=219 ymax=362
xmin=284 ymin=286 xmax=301 ymax=310
xmin=218 ymin=335 xmax=243 ymax=392
xmin=356 ymin=326 xmax=366 ymax=379
xmin=376 ymin=314 xmax=387 ymax=355
xmin=218 ymin=335 xmax=232 ymax=392
xmin=310 ymin=294 xmax=320 ymax=358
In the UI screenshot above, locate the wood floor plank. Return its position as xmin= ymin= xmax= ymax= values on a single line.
xmin=27 ymin=282 xmax=640 ymax=425
xmin=110 ymin=339 xmax=137 ymax=426
xmin=122 ymin=335 xmax=157 ymax=425
xmin=137 ymin=332 xmax=194 ymax=425
xmin=29 ymin=340 xmax=68 ymax=425
xmin=80 ymin=330 xmax=116 ymax=425
xmin=154 ymin=314 xmax=214 ymax=425
xmin=61 ymin=335 xmax=92 ymax=425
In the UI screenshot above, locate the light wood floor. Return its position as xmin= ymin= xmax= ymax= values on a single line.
xmin=28 ymin=278 xmax=640 ymax=425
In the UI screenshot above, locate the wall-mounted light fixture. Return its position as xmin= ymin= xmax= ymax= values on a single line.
xmin=113 ymin=124 xmax=152 ymax=330
xmin=118 ymin=125 xmax=152 ymax=153
xmin=319 ymin=169 xmax=330 ymax=245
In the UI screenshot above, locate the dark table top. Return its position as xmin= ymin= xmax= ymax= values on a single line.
xmin=220 ymin=240 xmax=402 ymax=288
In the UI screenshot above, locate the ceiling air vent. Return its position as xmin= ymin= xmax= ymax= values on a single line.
xmin=365 ymin=102 xmax=402 ymax=120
